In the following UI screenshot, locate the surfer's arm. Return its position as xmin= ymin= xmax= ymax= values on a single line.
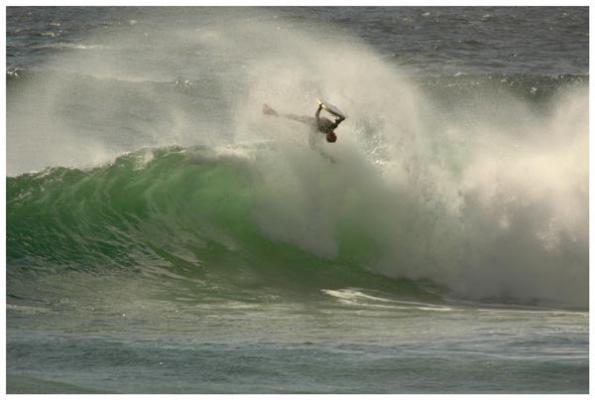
xmin=332 ymin=115 xmax=345 ymax=129
xmin=315 ymin=103 xmax=323 ymax=121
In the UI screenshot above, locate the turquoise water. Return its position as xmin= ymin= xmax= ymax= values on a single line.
xmin=7 ymin=274 xmax=589 ymax=393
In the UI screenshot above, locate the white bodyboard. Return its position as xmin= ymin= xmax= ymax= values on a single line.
xmin=317 ymin=99 xmax=346 ymax=119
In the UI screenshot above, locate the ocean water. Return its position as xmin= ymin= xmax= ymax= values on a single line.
xmin=6 ymin=7 xmax=588 ymax=393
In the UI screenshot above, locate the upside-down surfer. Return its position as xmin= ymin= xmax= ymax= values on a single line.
xmin=262 ymin=101 xmax=346 ymax=161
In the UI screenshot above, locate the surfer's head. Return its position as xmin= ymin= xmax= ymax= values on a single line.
xmin=326 ymin=132 xmax=337 ymax=143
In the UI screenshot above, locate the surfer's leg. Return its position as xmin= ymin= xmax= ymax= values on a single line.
xmin=263 ymin=105 xmax=315 ymax=127
xmin=280 ymin=114 xmax=316 ymax=126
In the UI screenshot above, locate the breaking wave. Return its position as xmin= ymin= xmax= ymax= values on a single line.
xmin=7 ymin=11 xmax=588 ymax=309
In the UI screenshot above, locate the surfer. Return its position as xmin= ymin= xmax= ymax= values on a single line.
xmin=262 ymin=102 xmax=346 ymax=148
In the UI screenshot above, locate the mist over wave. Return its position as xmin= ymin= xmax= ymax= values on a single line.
xmin=7 ymin=11 xmax=588 ymax=309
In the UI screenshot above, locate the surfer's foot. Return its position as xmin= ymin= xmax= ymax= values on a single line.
xmin=262 ymin=104 xmax=278 ymax=116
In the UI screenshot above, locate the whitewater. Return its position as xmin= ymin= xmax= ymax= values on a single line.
xmin=6 ymin=7 xmax=588 ymax=393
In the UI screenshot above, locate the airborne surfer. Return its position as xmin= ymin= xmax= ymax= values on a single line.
xmin=262 ymin=101 xmax=346 ymax=150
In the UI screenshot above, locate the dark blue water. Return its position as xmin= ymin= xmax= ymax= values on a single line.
xmin=7 ymin=7 xmax=589 ymax=76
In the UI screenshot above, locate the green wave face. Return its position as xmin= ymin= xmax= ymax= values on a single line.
xmin=8 ymin=146 xmax=435 ymax=301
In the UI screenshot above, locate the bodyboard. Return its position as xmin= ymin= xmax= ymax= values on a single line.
xmin=317 ymin=99 xmax=346 ymax=119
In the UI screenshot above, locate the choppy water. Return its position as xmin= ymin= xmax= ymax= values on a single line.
xmin=6 ymin=6 xmax=588 ymax=393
